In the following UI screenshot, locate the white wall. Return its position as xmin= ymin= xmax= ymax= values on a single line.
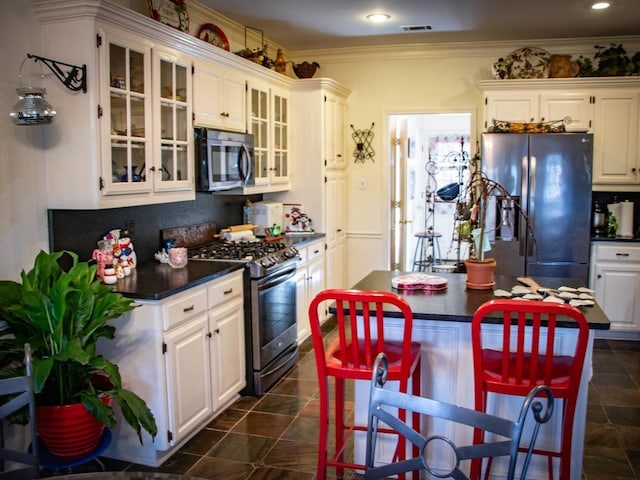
xmin=0 ymin=2 xmax=48 ymax=280
xmin=314 ymin=52 xmax=487 ymax=286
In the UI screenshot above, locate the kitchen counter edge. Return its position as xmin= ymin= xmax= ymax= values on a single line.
xmin=112 ymin=261 xmax=246 ymax=300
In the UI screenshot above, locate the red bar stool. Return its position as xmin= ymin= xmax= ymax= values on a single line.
xmin=470 ymin=299 xmax=590 ymax=480
xmin=308 ymin=289 xmax=422 ymax=480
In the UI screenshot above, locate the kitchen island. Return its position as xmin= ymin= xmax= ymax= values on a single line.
xmin=348 ymin=270 xmax=609 ymax=480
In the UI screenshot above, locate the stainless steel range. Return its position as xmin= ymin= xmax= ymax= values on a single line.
xmin=187 ymin=238 xmax=300 ymax=396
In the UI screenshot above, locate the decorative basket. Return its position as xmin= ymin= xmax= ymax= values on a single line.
xmin=293 ymin=62 xmax=319 ymax=79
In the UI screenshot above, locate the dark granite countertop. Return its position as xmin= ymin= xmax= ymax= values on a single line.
xmin=110 ymin=235 xmax=325 ymax=301
xmin=591 ymin=236 xmax=640 ymax=243
xmin=284 ymin=232 xmax=326 ymax=246
xmin=351 ymin=270 xmax=610 ymax=330
xmin=112 ymin=261 xmax=245 ymax=300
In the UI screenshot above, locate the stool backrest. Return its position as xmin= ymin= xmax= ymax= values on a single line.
xmin=308 ymin=289 xmax=415 ymax=377
xmin=0 ymin=344 xmax=39 ymax=479
xmin=365 ymin=352 xmax=554 ymax=480
xmin=472 ymin=299 xmax=589 ymax=396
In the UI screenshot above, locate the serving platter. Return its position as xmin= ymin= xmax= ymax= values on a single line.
xmin=146 ymin=0 xmax=189 ymax=32
xmin=197 ymin=23 xmax=230 ymax=51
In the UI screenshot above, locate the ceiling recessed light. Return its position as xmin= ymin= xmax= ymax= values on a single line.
xmin=366 ymin=13 xmax=391 ymax=23
xmin=591 ymin=2 xmax=610 ymax=10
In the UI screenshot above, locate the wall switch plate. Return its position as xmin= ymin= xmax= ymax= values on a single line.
xmin=359 ymin=177 xmax=367 ymax=190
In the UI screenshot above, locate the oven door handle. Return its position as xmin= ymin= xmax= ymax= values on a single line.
xmin=262 ymin=347 xmax=298 ymax=377
xmin=257 ymin=266 xmax=297 ymax=290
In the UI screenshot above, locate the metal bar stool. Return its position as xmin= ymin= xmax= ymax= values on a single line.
xmin=412 ymin=231 xmax=442 ymax=272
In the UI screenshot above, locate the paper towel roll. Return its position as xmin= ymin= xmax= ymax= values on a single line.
xmin=619 ymin=200 xmax=634 ymax=237
xmin=222 ymin=230 xmax=256 ymax=241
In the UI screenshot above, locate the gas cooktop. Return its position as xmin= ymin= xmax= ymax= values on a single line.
xmin=188 ymin=240 xmax=299 ymax=278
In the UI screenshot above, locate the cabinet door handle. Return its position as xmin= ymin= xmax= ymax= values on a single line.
xmin=220 ymin=112 xmax=229 ymax=118
xmin=597 ymin=274 xmax=602 ymax=279
xmin=206 ymin=332 xmax=212 ymax=338
xmin=183 ymin=305 xmax=195 ymax=312
xmin=223 ymin=288 xmax=233 ymax=295
xmin=313 ymin=249 xmax=320 ymax=254
xmin=214 ymin=328 xmax=220 ymax=334
xmin=632 ymin=168 xmax=637 ymax=174
xmin=616 ymin=252 xmax=630 ymax=257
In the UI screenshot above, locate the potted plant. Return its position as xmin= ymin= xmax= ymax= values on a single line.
xmin=455 ymin=155 xmax=535 ymax=289
xmin=0 ymin=250 xmax=157 ymax=459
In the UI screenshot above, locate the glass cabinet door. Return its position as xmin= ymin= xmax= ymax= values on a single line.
xmin=102 ymin=32 xmax=152 ymax=195
xmin=272 ymin=91 xmax=289 ymax=183
xmin=248 ymin=83 xmax=269 ymax=185
xmin=156 ymin=52 xmax=192 ymax=191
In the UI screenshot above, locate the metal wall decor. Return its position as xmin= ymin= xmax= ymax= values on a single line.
xmin=351 ymin=123 xmax=375 ymax=163
xmin=26 ymin=54 xmax=87 ymax=93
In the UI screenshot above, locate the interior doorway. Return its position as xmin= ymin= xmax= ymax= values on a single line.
xmin=389 ymin=113 xmax=473 ymax=272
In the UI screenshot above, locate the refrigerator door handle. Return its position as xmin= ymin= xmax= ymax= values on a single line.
xmin=527 ymin=156 xmax=536 ymax=257
xmin=519 ymin=155 xmax=528 ymax=257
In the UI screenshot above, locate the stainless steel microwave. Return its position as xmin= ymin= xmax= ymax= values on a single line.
xmin=195 ymin=128 xmax=255 ymax=191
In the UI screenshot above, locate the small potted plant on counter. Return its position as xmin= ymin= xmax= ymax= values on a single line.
xmin=455 ymin=155 xmax=535 ymax=290
xmin=0 ymin=250 xmax=157 ymax=459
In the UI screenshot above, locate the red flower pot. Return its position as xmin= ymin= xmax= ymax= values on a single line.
xmin=36 ymin=395 xmax=110 ymax=460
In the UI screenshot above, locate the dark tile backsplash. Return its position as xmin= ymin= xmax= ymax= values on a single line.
xmin=48 ymin=193 xmax=262 ymax=265
xmin=591 ymin=191 xmax=640 ymax=237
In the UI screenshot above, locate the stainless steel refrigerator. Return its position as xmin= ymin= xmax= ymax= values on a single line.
xmin=481 ymin=133 xmax=593 ymax=284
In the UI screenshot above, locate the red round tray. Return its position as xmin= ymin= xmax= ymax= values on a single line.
xmin=392 ymin=274 xmax=448 ymax=291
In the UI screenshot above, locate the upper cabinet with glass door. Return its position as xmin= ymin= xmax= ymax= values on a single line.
xmin=101 ymin=30 xmax=153 ymax=195
xmin=271 ymin=88 xmax=290 ymax=185
xmin=235 ymin=81 xmax=290 ymax=194
xmin=154 ymin=47 xmax=193 ymax=192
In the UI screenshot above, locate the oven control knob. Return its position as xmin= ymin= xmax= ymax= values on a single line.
xmin=261 ymin=257 xmax=275 ymax=268
xmin=283 ymin=249 xmax=296 ymax=258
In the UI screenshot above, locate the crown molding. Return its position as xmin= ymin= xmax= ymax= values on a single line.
xmin=291 ymin=35 xmax=640 ymax=64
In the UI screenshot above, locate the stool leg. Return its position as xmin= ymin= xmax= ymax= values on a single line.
xmin=433 ymin=237 xmax=442 ymax=266
xmin=335 ymin=377 xmax=345 ymax=479
xmin=317 ymin=376 xmax=329 ymax=480
xmin=411 ymin=361 xmax=421 ymax=480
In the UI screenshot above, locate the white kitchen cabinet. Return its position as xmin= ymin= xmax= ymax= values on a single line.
xmin=32 ymin=2 xmax=205 ymax=208
xmin=152 ymin=47 xmax=193 ymax=192
xmin=207 ymin=275 xmax=245 ymax=410
xmin=295 ymin=239 xmax=325 ymax=342
xmin=163 ymin=313 xmax=212 ymax=442
xmin=592 ymin=90 xmax=639 ymax=185
xmin=246 ymin=81 xmax=290 ymax=189
xmin=324 ymin=92 xmax=347 ymax=169
xmin=325 ymin=171 xmax=348 ymax=289
xmin=269 ymin=79 xmax=351 ymax=290
xmin=193 ymin=60 xmax=247 ymax=133
xmin=97 ymin=270 xmax=245 ymax=467
xmin=479 ymin=78 xmax=640 ymax=190
xmin=590 ymin=242 xmax=640 ymax=336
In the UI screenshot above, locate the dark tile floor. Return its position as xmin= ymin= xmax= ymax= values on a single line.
xmin=56 ymin=326 xmax=640 ymax=479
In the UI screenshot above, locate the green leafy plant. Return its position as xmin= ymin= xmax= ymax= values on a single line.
xmin=0 ymin=250 xmax=157 ymax=444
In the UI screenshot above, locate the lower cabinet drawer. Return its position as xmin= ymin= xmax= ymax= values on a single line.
xmin=594 ymin=244 xmax=640 ymax=262
xmin=208 ymin=271 xmax=243 ymax=309
xmin=163 ymin=289 xmax=208 ymax=331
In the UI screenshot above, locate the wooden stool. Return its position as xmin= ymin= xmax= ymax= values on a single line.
xmin=412 ymin=231 xmax=442 ymax=272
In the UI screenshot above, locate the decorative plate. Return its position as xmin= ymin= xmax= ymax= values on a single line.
xmin=504 ymin=47 xmax=551 ymax=79
xmin=146 ymin=0 xmax=189 ymax=33
xmin=196 ymin=23 xmax=230 ymax=51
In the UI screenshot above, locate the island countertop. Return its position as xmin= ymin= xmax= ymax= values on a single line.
xmin=351 ymin=270 xmax=610 ymax=330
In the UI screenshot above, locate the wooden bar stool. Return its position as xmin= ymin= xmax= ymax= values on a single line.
xmin=412 ymin=231 xmax=442 ymax=272
xmin=471 ymin=299 xmax=589 ymax=480
xmin=308 ymin=289 xmax=422 ymax=480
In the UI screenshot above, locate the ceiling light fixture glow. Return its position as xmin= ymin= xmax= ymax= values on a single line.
xmin=366 ymin=13 xmax=391 ymax=23
xmin=591 ymin=2 xmax=610 ymax=10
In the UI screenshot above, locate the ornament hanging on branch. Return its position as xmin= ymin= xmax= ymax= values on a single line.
xmin=351 ymin=122 xmax=375 ymax=163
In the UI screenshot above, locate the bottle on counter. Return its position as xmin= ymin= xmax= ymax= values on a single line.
xmin=243 ymin=199 xmax=253 ymax=225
